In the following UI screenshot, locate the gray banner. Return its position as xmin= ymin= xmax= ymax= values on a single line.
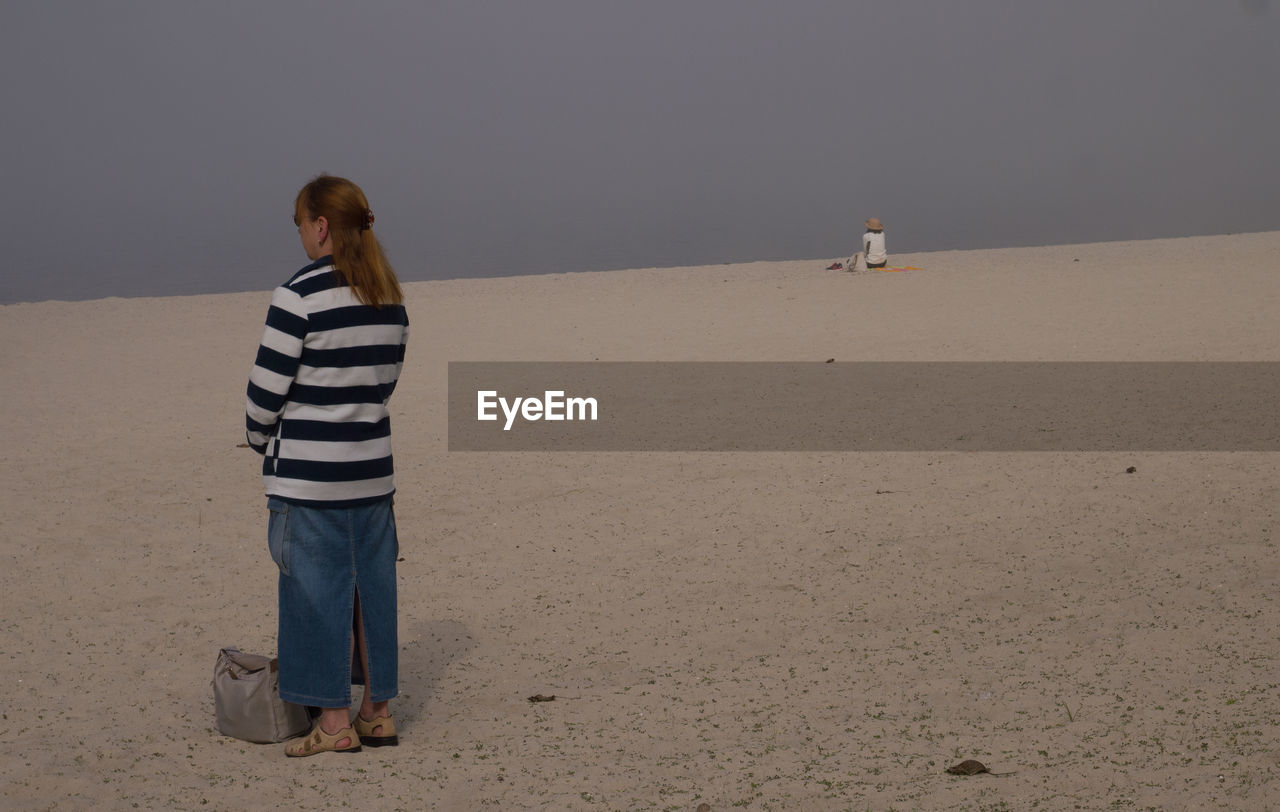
xmin=447 ymin=362 xmax=1280 ymax=451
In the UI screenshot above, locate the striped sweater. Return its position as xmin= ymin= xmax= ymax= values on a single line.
xmin=245 ymin=256 xmax=409 ymax=506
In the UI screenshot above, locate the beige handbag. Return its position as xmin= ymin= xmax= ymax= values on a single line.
xmin=213 ymin=647 xmax=311 ymax=743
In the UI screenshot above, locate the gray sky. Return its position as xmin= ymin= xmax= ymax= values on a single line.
xmin=2 ymin=0 xmax=1277 ymax=303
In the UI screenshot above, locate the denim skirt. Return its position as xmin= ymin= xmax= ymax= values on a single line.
xmin=267 ymin=496 xmax=399 ymax=707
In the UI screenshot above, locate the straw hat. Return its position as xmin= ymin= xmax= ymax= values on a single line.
xmin=865 ymin=217 xmax=884 ymax=231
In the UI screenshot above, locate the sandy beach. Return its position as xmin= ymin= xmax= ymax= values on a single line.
xmin=3 ymin=231 xmax=1279 ymax=810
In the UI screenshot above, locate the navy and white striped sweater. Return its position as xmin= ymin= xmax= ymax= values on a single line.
xmin=245 ymin=256 xmax=409 ymax=507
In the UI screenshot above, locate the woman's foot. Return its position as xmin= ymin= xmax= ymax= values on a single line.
xmin=353 ymin=713 xmax=399 ymax=747
xmin=284 ymin=721 xmax=362 ymax=757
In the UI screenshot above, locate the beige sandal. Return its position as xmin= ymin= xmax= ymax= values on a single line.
xmin=353 ymin=714 xmax=399 ymax=747
xmin=284 ymin=723 xmax=362 ymax=757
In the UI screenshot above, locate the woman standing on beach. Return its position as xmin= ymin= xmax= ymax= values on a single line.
xmin=245 ymin=175 xmax=409 ymax=756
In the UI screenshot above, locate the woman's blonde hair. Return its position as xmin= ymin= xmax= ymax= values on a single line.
xmin=294 ymin=174 xmax=403 ymax=307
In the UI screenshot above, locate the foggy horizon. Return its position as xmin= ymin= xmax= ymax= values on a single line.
xmin=2 ymin=0 xmax=1277 ymax=304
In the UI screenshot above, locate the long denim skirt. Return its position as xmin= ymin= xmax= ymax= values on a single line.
xmin=267 ymin=496 xmax=399 ymax=707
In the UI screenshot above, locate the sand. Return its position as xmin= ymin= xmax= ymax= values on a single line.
xmin=2 ymin=231 xmax=1279 ymax=810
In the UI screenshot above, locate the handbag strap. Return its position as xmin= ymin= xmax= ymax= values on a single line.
xmin=220 ymin=647 xmax=276 ymax=674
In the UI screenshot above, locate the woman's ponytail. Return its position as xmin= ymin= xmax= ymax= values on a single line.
xmin=295 ymin=175 xmax=403 ymax=307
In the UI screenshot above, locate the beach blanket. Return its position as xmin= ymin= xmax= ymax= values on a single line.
xmin=821 ymin=262 xmax=923 ymax=272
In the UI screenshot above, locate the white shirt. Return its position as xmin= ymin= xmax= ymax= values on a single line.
xmin=863 ymin=231 xmax=887 ymax=265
